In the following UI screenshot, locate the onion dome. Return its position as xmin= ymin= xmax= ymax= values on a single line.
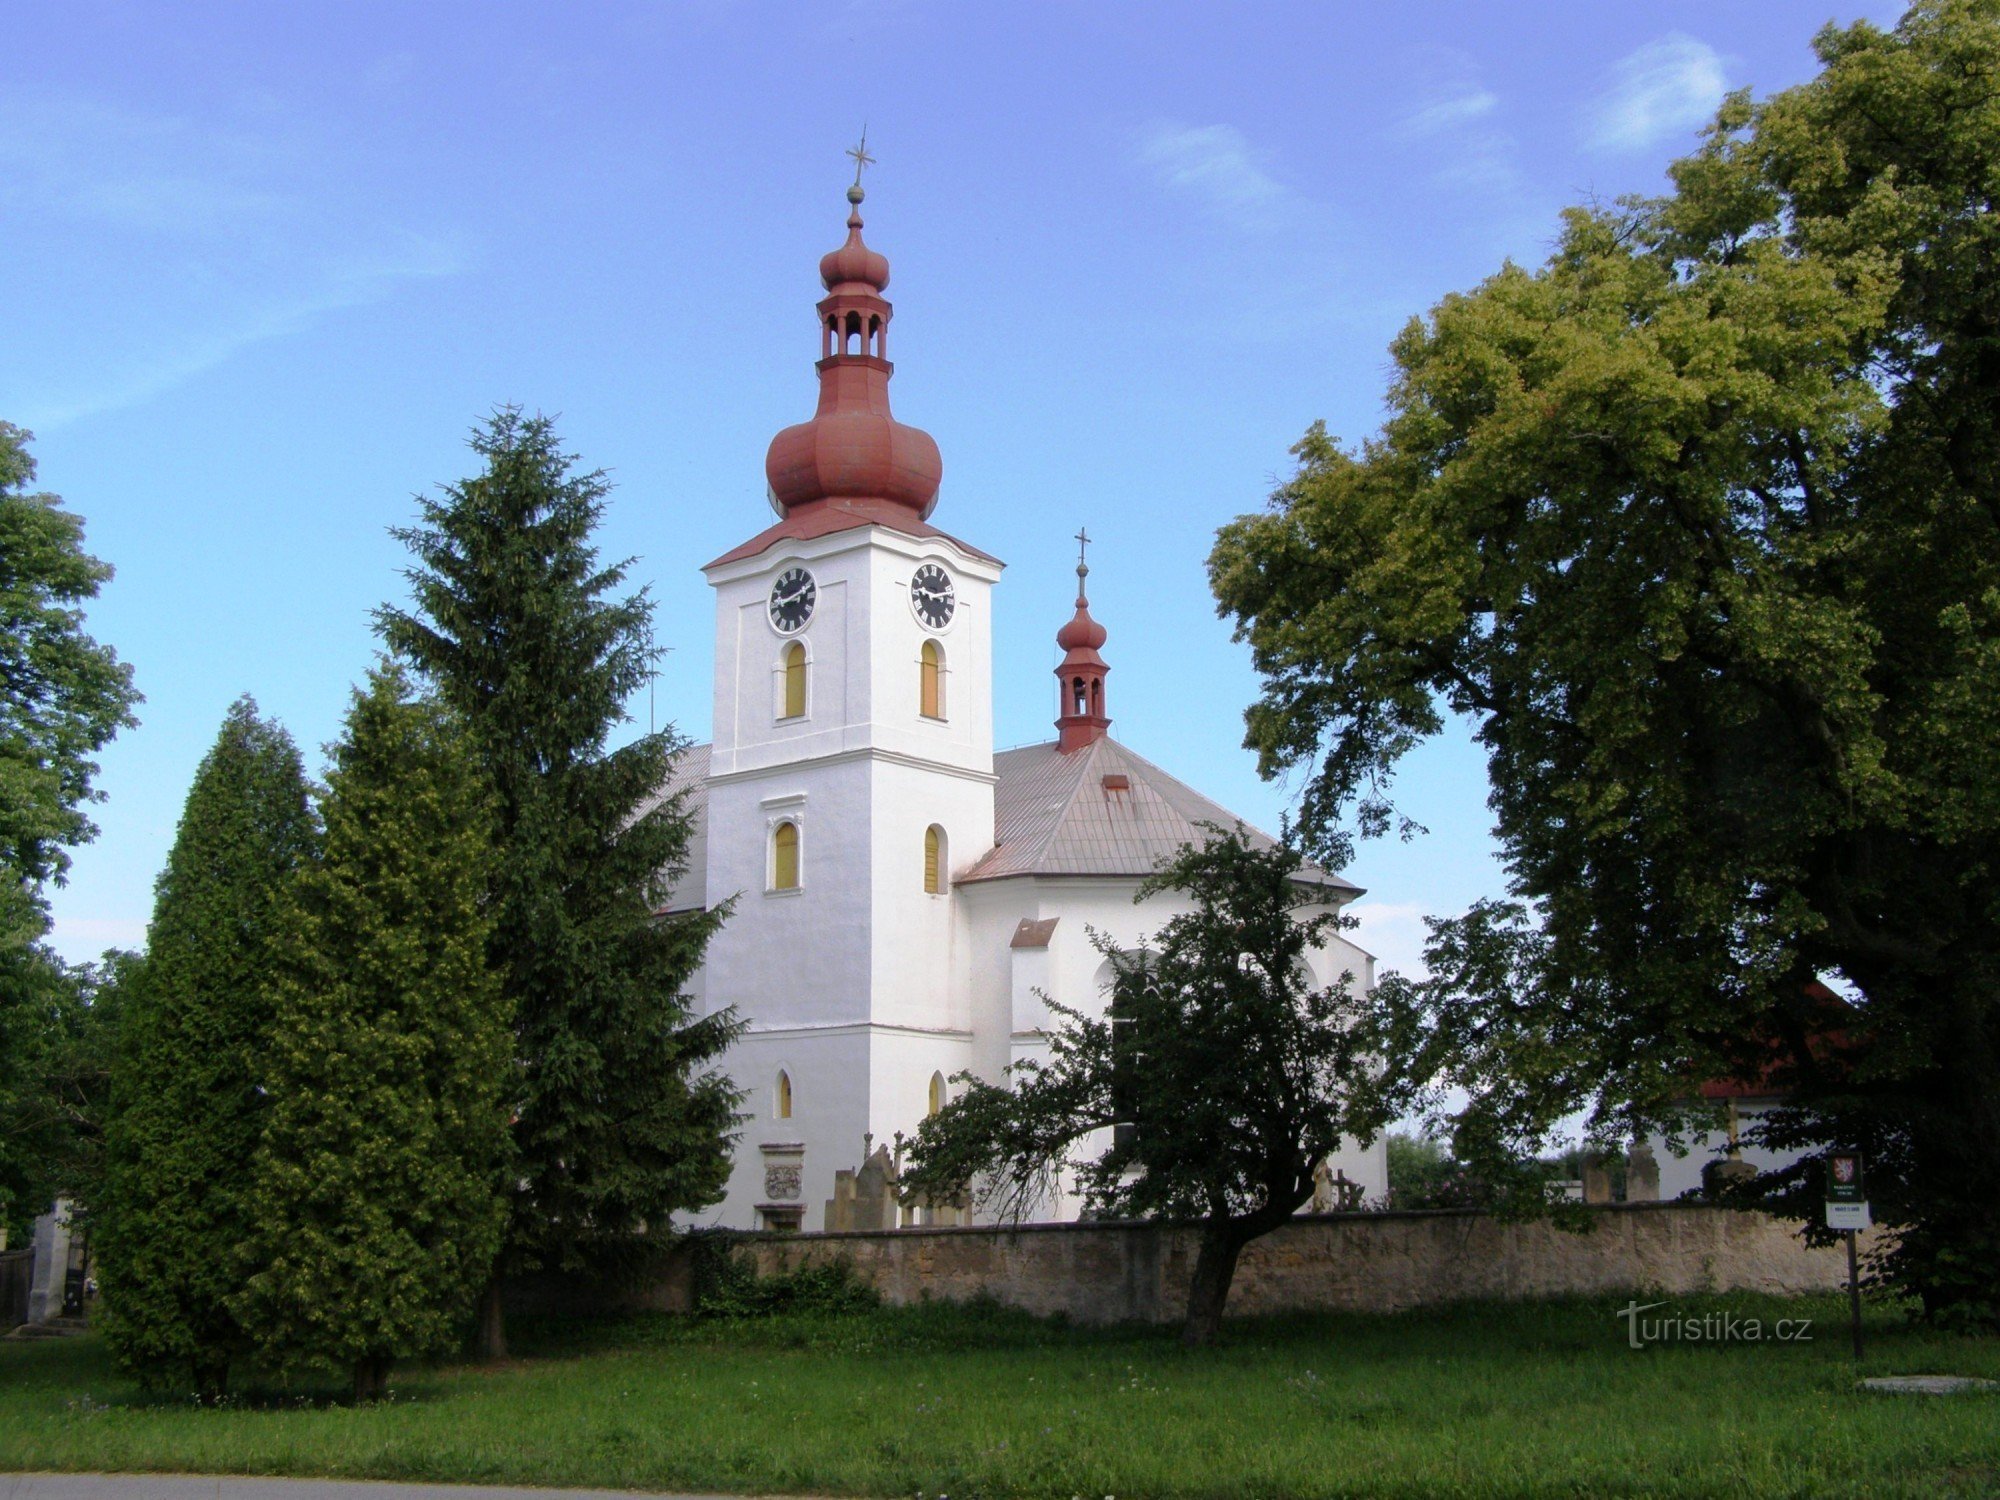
xmin=764 ymin=179 xmax=942 ymax=522
xmin=819 ymin=186 xmax=891 ymax=291
xmin=1055 ymin=547 xmax=1110 ymax=752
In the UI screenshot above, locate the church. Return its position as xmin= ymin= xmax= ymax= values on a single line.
xmin=666 ymin=171 xmax=1387 ymax=1231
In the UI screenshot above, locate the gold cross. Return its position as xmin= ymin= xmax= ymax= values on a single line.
xmin=847 ymin=129 xmax=876 ymax=188
xmin=1074 ymin=526 xmax=1092 ymax=570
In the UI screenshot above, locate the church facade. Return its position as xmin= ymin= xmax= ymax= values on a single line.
xmin=667 ymin=178 xmax=1386 ymax=1231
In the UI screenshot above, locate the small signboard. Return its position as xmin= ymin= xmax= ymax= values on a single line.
xmin=1826 ymin=1151 xmax=1865 ymax=1203
xmin=1826 ymin=1200 xmax=1871 ymax=1231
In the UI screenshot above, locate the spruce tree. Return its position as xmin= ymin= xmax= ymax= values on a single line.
xmin=234 ymin=666 xmax=508 ymax=1401
xmin=378 ymin=408 xmax=739 ymax=1356
xmin=97 ymin=698 xmax=315 ymax=1396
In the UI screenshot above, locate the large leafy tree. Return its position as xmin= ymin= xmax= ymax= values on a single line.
xmin=97 ymin=699 xmax=316 ymax=1394
xmin=235 ymin=666 xmax=509 ymax=1402
xmin=903 ymin=828 xmax=1417 ymax=1347
xmin=378 ymin=408 xmax=739 ymax=1357
xmin=1210 ymin=1 xmax=2000 ymax=1323
xmin=0 ymin=421 xmax=139 ymax=950
xmin=0 ymin=947 xmax=138 ymax=1245
xmin=0 ymin=422 xmax=139 ymax=1230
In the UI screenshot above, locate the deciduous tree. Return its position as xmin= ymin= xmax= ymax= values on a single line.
xmin=903 ymin=828 xmax=1418 ymax=1346
xmin=0 ymin=422 xmax=138 ymax=1231
xmin=1209 ymin=1 xmax=2000 ymax=1323
xmin=378 ymin=408 xmax=739 ymax=1357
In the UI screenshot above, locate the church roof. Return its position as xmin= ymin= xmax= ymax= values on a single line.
xmin=653 ymin=741 xmax=711 ymax=914
xmin=956 ymin=736 xmax=1360 ymax=895
xmin=653 ymin=735 xmax=1359 ymax=911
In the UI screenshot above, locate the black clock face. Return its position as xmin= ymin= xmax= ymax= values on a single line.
xmin=911 ymin=563 xmax=956 ymax=629
xmin=768 ymin=567 xmax=816 ymax=634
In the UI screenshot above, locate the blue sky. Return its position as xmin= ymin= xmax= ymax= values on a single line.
xmin=9 ymin=0 xmax=1906 ymax=978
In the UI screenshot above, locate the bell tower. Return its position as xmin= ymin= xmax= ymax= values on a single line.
xmin=698 ymin=152 xmax=1002 ymax=1230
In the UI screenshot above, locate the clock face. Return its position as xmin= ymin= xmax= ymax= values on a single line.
xmin=910 ymin=563 xmax=956 ymax=629
xmin=768 ymin=567 xmax=816 ymax=634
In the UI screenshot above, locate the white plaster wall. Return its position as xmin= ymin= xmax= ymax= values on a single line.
xmin=699 ymin=1025 xmax=871 ymax=1230
xmin=953 ymin=876 xmax=1389 ymax=1222
xmin=1646 ymin=1103 xmax=1806 ymax=1201
xmin=696 ymin=523 xmax=1004 ymax=1229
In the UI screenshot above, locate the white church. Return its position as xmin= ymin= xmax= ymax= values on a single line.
xmin=667 ymin=175 xmax=1387 ymax=1231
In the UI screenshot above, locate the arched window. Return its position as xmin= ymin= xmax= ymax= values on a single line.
xmin=923 ymin=824 xmax=945 ymax=894
xmin=776 ymin=1070 xmax=793 ymax=1119
xmin=928 ymin=1072 xmax=946 ymax=1116
xmin=920 ymin=639 xmax=943 ymax=719
xmin=772 ymin=821 xmax=799 ymax=890
xmin=1071 ymin=675 xmax=1087 ymax=715
xmin=782 ymin=641 xmax=807 ymax=719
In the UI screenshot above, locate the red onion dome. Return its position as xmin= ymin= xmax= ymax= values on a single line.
xmin=820 ymin=189 xmax=890 ymax=291
xmin=1057 ymin=598 xmax=1108 ymax=652
xmin=764 ymin=181 xmax=941 ymax=520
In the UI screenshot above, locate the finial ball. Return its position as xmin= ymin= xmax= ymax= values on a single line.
xmin=847 ymin=183 xmax=865 ymax=205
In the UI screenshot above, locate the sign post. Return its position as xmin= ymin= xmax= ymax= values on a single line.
xmin=1825 ymin=1152 xmax=1867 ymax=1360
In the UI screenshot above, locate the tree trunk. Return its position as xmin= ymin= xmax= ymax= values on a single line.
xmin=1181 ymin=1225 xmax=1247 ymax=1348
xmin=476 ymin=1275 xmax=508 ymax=1361
xmin=352 ymin=1353 xmax=391 ymax=1403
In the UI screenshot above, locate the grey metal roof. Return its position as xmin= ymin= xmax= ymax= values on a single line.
xmin=652 ymin=735 xmax=1358 ymax=907
xmin=648 ymin=741 xmax=710 ymax=913
xmin=956 ymin=737 xmax=1360 ymax=894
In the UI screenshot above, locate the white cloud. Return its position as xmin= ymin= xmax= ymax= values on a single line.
xmin=0 ymin=92 xmax=464 ymax=427
xmin=1346 ymin=900 xmax=1435 ymax=981
xmin=1588 ymin=35 xmax=1729 ymax=153
xmin=1133 ymin=121 xmax=1298 ymax=232
xmin=1397 ymin=88 xmax=1499 ymax=140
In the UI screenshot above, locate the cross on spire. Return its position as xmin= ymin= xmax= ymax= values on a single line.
xmin=1074 ymin=526 xmax=1091 ymax=573
xmin=847 ymin=129 xmax=876 ymax=189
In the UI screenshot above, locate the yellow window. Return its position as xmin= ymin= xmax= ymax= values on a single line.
xmin=920 ymin=640 xmax=942 ymax=719
xmin=924 ymin=825 xmax=943 ymax=894
xmin=928 ymin=1072 xmax=945 ymax=1116
xmin=773 ymin=821 xmax=799 ymax=890
xmin=777 ymin=1071 xmax=793 ymax=1119
xmin=783 ymin=642 xmax=806 ymax=718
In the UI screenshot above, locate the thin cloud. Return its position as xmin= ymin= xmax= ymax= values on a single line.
xmin=0 ymin=91 xmax=464 ymax=427
xmin=1397 ymin=88 xmax=1499 ymax=140
xmin=1133 ymin=121 xmax=1298 ymax=232
xmin=1588 ymin=35 xmax=1728 ymax=153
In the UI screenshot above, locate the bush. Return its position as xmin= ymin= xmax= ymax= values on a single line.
xmin=686 ymin=1239 xmax=878 ymax=1318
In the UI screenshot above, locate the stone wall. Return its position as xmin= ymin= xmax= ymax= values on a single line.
xmin=710 ymin=1204 xmax=1867 ymax=1324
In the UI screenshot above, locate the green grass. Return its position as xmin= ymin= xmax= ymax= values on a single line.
xmin=2 ymin=1293 xmax=1997 ymax=1498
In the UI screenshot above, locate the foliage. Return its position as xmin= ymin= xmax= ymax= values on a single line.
xmin=3 ymin=1293 xmax=1997 ymax=1498
xmin=96 ymin=699 xmax=316 ymax=1395
xmin=904 ymin=826 xmax=1421 ymax=1344
xmin=0 ymin=947 xmax=138 ymax=1242
xmin=685 ymin=1238 xmax=879 ymax=1319
xmin=0 ymin=421 xmax=140 ymax=952
xmin=1383 ymin=1131 xmax=1492 ymax=1211
xmin=1210 ymin=1 xmax=2000 ymax=1324
xmin=376 ymin=409 xmax=741 ymax=1330
xmin=0 ymin=422 xmax=139 ymax=1232
xmin=232 ymin=666 xmax=510 ymax=1401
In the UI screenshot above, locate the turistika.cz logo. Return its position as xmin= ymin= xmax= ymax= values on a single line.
xmin=1616 ymin=1301 xmax=1814 ymax=1349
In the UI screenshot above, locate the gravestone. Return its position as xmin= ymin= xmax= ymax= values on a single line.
xmin=1625 ymin=1142 xmax=1660 ymax=1203
xmin=25 ymin=1201 xmax=71 ymax=1324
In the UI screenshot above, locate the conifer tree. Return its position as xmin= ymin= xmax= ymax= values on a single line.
xmin=234 ymin=666 xmax=508 ymax=1401
xmin=97 ymin=698 xmax=315 ymax=1396
xmin=378 ymin=408 xmax=739 ymax=1357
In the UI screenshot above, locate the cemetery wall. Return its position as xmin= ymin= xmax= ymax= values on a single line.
xmin=522 ymin=1204 xmax=1873 ymax=1323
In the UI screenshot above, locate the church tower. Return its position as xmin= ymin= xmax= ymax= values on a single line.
xmin=700 ymin=161 xmax=1003 ymax=1229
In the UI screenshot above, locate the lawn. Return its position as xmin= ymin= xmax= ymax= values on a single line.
xmin=2 ymin=1292 xmax=1997 ymax=1498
